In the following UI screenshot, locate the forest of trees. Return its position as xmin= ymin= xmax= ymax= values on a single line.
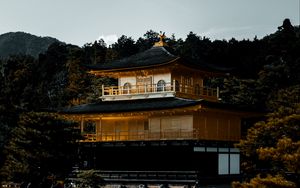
xmin=0 ymin=19 xmax=300 ymax=187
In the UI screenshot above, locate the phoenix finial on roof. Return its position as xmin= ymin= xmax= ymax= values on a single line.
xmin=159 ymin=31 xmax=166 ymax=41
xmin=154 ymin=31 xmax=168 ymax=47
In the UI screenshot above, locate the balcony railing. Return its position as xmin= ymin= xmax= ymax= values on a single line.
xmin=81 ymin=128 xmax=239 ymax=142
xmin=101 ymin=81 xmax=219 ymax=101
xmin=102 ymin=83 xmax=173 ymax=95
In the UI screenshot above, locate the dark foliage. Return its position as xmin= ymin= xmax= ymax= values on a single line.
xmin=0 ymin=112 xmax=81 ymax=187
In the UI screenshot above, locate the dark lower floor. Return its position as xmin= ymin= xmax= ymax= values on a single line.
xmin=77 ymin=140 xmax=241 ymax=184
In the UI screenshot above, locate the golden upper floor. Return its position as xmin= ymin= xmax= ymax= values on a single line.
xmin=86 ymin=45 xmax=227 ymax=101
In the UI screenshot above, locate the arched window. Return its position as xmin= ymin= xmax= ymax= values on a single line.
xmin=175 ymin=80 xmax=180 ymax=92
xmin=123 ymin=82 xmax=131 ymax=94
xmin=157 ymin=80 xmax=166 ymax=92
xmin=195 ymin=84 xmax=201 ymax=95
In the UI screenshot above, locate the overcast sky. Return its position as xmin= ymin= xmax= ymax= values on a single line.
xmin=0 ymin=0 xmax=299 ymax=47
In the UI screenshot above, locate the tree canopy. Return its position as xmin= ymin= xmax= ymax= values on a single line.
xmin=233 ymin=87 xmax=300 ymax=187
xmin=0 ymin=112 xmax=81 ymax=187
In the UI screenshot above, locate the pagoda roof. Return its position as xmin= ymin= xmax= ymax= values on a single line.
xmin=61 ymin=97 xmax=258 ymax=115
xmin=86 ymin=46 xmax=179 ymax=71
xmin=85 ymin=47 xmax=233 ymax=74
xmin=62 ymin=97 xmax=200 ymax=114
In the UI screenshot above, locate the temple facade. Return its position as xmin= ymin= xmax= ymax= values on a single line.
xmin=63 ymin=35 xmax=254 ymax=185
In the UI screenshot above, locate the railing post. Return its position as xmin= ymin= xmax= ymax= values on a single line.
xmin=217 ymin=87 xmax=220 ymax=99
xmin=101 ymin=85 xmax=104 ymax=96
xmin=173 ymin=80 xmax=175 ymax=91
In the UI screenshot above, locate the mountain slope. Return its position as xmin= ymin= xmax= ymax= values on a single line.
xmin=0 ymin=32 xmax=61 ymax=58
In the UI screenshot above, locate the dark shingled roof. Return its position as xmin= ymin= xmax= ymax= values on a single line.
xmin=85 ymin=46 xmax=179 ymax=71
xmin=85 ymin=46 xmax=233 ymax=73
xmin=62 ymin=97 xmax=201 ymax=114
xmin=61 ymin=97 xmax=261 ymax=115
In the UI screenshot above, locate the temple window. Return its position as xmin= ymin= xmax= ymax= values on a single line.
xmin=83 ymin=120 xmax=96 ymax=134
xmin=157 ymin=80 xmax=166 ymax=92
xmin=184 ymin=77 xmax=192 ymax=86
xmin=123 ymin=82 xmax=131 ymax=94
xmin=175 ymin=80 xmax=180 ymax=92
xmin=144 ymin=120 xmax=149 ymax=130
xmin=195 ymin=84 xmax=200 ymax=95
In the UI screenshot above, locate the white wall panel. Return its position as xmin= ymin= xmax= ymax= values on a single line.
xmin=153 ymin=73 xmax=171 ymax=84
xmin=120 ymin=76 xmax=136 ymax=86
xmin=218 ymin=154 xmax=229 ymax=175
xmin=230 ymin=154 xmax=240 ymax=174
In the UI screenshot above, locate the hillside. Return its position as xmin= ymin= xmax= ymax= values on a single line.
xmin=0 ymin=32 xmax=61 ymax=58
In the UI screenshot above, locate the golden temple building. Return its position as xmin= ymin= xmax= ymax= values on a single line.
xmin=63 ymin=35 xmax=257 ymax=185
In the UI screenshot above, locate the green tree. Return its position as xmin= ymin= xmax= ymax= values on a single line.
xmin=0 ymin=112 xmax=81 ymax=188
xmin=179 ymin=32 xmax=204 ymax=63
xmin=234 ymin=86 xmax=300 ymax=187
xmin=221 ymin=19 xmax=300 ymax=110
xmin=136 ymin=30 xmax=159 ymax=51
xmin=64 ymin=46 xmax=92 ymax=104
xmin=82 ymin=39 xmax=107 ymax=64
xmin=111 ymin=35 xmax=138 ymax=58
xmin=0 ymin=55 xmax=37 ymax=111
xmin=35 ymin=42 xmax=69 ymax=109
